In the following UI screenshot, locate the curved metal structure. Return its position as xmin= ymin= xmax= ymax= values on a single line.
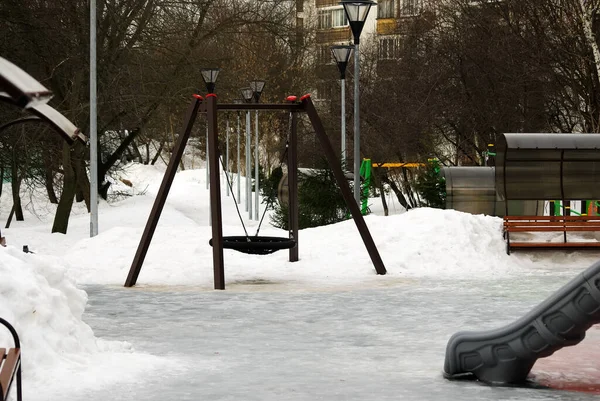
xmin=443 ymin=166 xmax=543 ymax=216
xmin=443 ymin=167 xmax=496 ymax=215
xmin=496 ymin=133 xmax=600 ymax=201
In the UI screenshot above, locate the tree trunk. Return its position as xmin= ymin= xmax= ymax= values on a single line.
xmin=10 ymin=153 xmax=24 ymax=221
xmin=380 ymin=171 xmax=412 ymax=210
xmin=0 ymin=166 xmax=3 ymax=198
xmin=130 ymin=138 xmax=143 ymax=163
xmin=402 ymin=168 xmax=418 ymax=207
xmin=52 ymin=143 xmax=77 ymax=233
xmin=74 ymin=142 xmax=91 ymax=211
xmin=43 ymin=154 xmax=58 ymax=204
xmin=151 ymin=140 xmax=165 ymax=165
xmin=373 ymin=169 xmax=389 ymax=216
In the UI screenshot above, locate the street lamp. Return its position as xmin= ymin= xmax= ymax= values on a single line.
xmin=331 ymin=45 xmax=354 ymax=168
xmin=200 ymin=68 xmax=220 ymax=94
xmin=201 ymin=68 xmax=220 ymax=190
xmin=233 ymin=99 xmax=244 ymax=203
xmin=250 ymin=80 xmax=266 ymax=103
xmin=250 ymin=80 xmax=266 ymax=220
xmin=340 ymin=0 xmax=374 ymax=205
xmin=241 ymin=87 xmax=254 ymax=219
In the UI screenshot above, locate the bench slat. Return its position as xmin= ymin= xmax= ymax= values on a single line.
xmin=505 ymin=227 xmax=600 ymax=232
xmin=504 ymin=221 xmax=600 ymax=227
xmin=0 ymin=348 xmax=20 ymax=400
xmin=510 ymin=242 xmax=600 ymax=248
xmin=505 ymin=215 xmax=600 ymax=221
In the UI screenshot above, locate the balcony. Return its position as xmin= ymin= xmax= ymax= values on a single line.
xmin=316 ymin=28 xmax=352 ymax=44
xmin=315 ymin=0 xmax=341 ymax=8
xmin=377 ymin=18 xmax=402 ymax=35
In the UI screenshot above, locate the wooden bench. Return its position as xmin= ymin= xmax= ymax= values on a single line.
xmin=503 ymin=215 xmax=600 ymax=255
xmin=0 ymin=318 xmax=21 ymax=401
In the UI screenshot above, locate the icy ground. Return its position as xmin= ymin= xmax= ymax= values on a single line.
xmin=1 ymin=163 xmax=600 ymax=400
xmin=76 ymin=270 xmax=600 ymax=401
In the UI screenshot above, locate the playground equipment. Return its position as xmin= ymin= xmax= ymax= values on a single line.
xmin=444 ymin=259 xmax=600 ymax=384
xmin=359 ymin=159 xmax=372 ymax=215
xmin=442 ymin=167 xmax=543 ymax=216
xmin=550 ymin=200 xmax=599 ymax=216
xmin=496 ymin=133 xmax=600 ymax=214
xmin=0 ymin=57 xmax=86 ymax=144
xmin=124 ymin=93 xmax=387 ymax=290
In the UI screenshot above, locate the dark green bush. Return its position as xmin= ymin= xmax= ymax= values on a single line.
xmin=415 ymin=159 xmax=446 ymax=208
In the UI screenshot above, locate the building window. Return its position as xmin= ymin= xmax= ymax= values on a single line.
xmin=318 ymin=7 xmax=348 ymax=29
xmin=317 ymin=45 xmax=334 ymax=65
xmin=399 ymin=0 xmax=420 ymax=16
xmin=378 ymin=37 xmax=401 ymax=60
xmin=318 ymin=10 xmax=332 ymax=29
xmin=378 ymin=0 xmax=395 ymax=18
xmin=331 ymin=9 xmax=348 ymax=27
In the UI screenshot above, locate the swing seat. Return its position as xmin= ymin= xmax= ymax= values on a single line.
xmin=209 ymin=236 xmax=296 ymax=255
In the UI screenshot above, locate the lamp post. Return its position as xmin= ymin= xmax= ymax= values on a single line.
xmin=250 ymin=80 xmax=265 ymax=221
xmin=201 ymin=68 xmax=220 ymax=190
xmin=340 ymin=0 xmax=374 ymax=205
xmin=331 ymin=45 xmax=354 ymax=168
xmin=225 ymin=117 xmax=230 ymax=196
xmin=241 ymin=87 xmax=254 ymax=219
xmin=90 ymin=0 xmax=98 ymax=237
xmin=233 ymin=99 xmax=243 ymax=203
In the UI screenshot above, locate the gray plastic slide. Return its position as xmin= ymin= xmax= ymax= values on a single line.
xmin=444 ymin=260 xmax=600 ymax=384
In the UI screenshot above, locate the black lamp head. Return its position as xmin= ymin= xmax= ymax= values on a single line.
xmin=331 ymin=45 xmax=354 ymax=79
xmin=240 ymin=87 xmax=254 ymax=103
xmin=200 ymin=68 xmax=221 ymax=94
xmin=339 ymin=0 xmax=375 ymax=44
xmin=249 ymin=80 xmax=266 ymax=103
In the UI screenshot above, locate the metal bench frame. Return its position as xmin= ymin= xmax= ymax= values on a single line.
xmin=0 ymin=318 xmax=21 ymax=401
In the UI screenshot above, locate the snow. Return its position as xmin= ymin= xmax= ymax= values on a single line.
xmin=1 ymin=162 xmax=600 ymax=400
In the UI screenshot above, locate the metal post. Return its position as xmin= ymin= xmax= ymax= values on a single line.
xmin=353 ymin=43 xmax=360 ymax=205
xmin=246 ymin=110 xmax=252 ymax=218
xmin=254 ymin=110 xmax=259 ymax=220
xmin=341 ymin=78 xmax=346 ymax=167
xmin=289 ymin=110 xmax=299 ymax=262
xmin=206 ymin=124 xmax=209 ymax=189
xmin=90 ymin=0 xmax=98 ymax=237
xmin=237 ymin=112 xmax=241 ymax=203
xmin=206 ymin=95 xmax=225 ymax=290
xmin=226 ymin=118 xmax=230 ymax=196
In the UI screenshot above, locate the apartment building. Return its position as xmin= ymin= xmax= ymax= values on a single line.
xmin=313 ymin=0 xmax=377 ymax=103
xmin=376 ymin=0 xmax=423 ymax=62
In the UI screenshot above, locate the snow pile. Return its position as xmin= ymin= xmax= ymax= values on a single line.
xmin=0 ymin=248 xmax=119 ymax=360
xmin=0 ymin=247 xmax=185 ymax=397
xmin=58 ymin=199 xmax=531 ymax=288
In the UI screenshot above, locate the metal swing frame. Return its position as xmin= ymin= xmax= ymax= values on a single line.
xmin=124 ymin=93 xmax=386 ymax=290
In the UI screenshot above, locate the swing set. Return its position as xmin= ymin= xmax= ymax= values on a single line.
xmin=124 ymin=93 xmax=387 ymax=289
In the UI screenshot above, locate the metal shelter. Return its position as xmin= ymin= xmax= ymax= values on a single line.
xmin=443 ymin=166 xmax=544 ymax=216
xmin=443 ymin=167 xmax=496 ymax=216
xmin=496 ymin=134 xmax=600 ymax=211
xmin=124 ymin=93 xmax=387 ymax=290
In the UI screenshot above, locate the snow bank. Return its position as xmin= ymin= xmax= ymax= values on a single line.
xmin=0 ymin=247 xmax=120 ymax=363
xmin=59 ymin=205 xmax=532 ymax=288
xmin=0 ymin=247 xmax=185 ymax=397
